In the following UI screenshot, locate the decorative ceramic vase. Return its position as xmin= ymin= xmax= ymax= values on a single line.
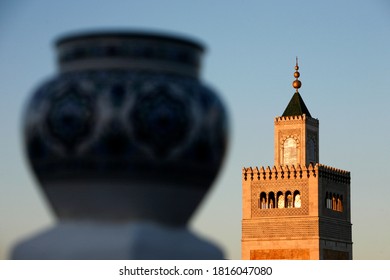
xmin=23 ymin=31 xmax=228 ymax=226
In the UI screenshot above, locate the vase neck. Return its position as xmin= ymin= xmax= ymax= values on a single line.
xmin=56 ymin=32 xmax=204 ymax=78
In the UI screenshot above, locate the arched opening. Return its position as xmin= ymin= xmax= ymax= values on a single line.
xmin=260 ymin=192 xmax=267 ymax=209
xmin=286 ymin=191 xmax=293 ymax=208
xmin=332 ymin=194 xmax=337 ymax=210
xmin=294 ymin=190 xmax=301 ymax=208
xmin=326 ymin=192 xmax=344 ymax=212
xmin=337 ymin=195 xmax=343 ymax=212
xmin=325 ymin=192 xmax=332 ymax=209
xmin=268 ymin=192 xmax=275 ymax=209
xmin=277 ymin=191 xmax=284 ymax=208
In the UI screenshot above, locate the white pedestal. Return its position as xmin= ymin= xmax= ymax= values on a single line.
xmin=11 ymin=221 xmax=224 ymax=260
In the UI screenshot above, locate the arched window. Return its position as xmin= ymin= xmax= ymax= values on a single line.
xmin=268 ymin=192 xmax=275 ymax=209
xmin=260 ymin=192 xmax=267 ymax=209
xmin=332 ymin=194 xmax=337 ymax=210
xmin=337 ymin=195 xmax=343 ymax=212
xmin=277 ymin=191 xmax=284 ymax=208
xmin=325 ymin=192 xmax=332 ymax=209
xmin=286 ymin=191 xmax=293 ymax=208
xmin=294 ymin=190 xmax=301 ymax=208
xmin=283 ymin=138 xmax=297 ymax=165
xmin=326 ymin=192 xmax=344 ymax=212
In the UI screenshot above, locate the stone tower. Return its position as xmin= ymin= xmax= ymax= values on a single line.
xmin=241 ymin=59 xmax=352 ymax=260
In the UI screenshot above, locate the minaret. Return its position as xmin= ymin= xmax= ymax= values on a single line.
xmin=274 ymin=58 xmax=319 ymax=166
xmin=242 ymin=59 xmax=352 ymax=260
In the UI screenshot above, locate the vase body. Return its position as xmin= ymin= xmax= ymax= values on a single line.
xmin=24 ymin=31 xmax=228 ymax=225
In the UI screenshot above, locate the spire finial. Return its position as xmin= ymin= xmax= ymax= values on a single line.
xmin=292 ymin=57 xmax=301 ymax=92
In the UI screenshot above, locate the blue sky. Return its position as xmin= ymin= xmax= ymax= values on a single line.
xmin=1 ymin=0 xmax=390 ymax=259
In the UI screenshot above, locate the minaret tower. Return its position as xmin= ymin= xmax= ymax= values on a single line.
xmin=274 ymin=57 xmax=319 ymax=167
xmin=241 ymin=59 xmax=352 ymax=260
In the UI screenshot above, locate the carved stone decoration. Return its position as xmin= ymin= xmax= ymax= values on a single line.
xmin=283 ymin=138 xmax=298 ymax=165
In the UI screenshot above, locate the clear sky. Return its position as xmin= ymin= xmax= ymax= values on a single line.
xmin=1 ymin=0 xmax=390 ymax=260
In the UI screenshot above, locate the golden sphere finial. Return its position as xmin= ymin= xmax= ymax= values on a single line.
xmin=293 ymin=80 xmax=301 ymax=89
xmin=293 ymin=56 xmax=301 ymax=92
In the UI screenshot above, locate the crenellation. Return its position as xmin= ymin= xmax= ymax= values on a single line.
xmin=309 ymin=163 xmax=316 ymax=177
xmin=305 ymin=166 xmax=310 ymax=178
xmin=278 ymin=165 xmax=285 ymax=179
xmin=255 ymin=166 xmax=260 ymax=180
xmin=274 ymin=115 xmax=319 ymax=137
xmin=274 ymin=114 xmax=319 ymax=123
xmin=285 ymin=165 xmax=291 ymax=179
xmin=243 ymin=163 xmax=349 ymax=183
xmin=298 ymin=165 xmax=302 ymax=178
xmin=275 ymin=115 xmax=305 ymax=122
xmin=292 ymin=165 xmax=297 ymax=178
xmin=242 ymin=167 xmax=248 ymax=181
xmin=318 ymin=164 xmax=350 ymax=184
xmin=272 ymin=166 xmax=278 ymax=179
xmin=242 ymin=164 xmax=321 ymax=181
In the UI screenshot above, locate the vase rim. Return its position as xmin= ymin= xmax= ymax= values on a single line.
xmin=55 ymin=29 xmax=205 ymax=52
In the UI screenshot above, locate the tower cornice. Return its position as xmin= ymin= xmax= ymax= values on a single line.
xmin=242 ymin=163 xmax=350 ymax=184
xmin=274 ymin=114 xmax=319 ymax=124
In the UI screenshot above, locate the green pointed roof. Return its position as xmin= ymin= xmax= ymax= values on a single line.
xmin=282 ymin=91 xmax=312 ymax=117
